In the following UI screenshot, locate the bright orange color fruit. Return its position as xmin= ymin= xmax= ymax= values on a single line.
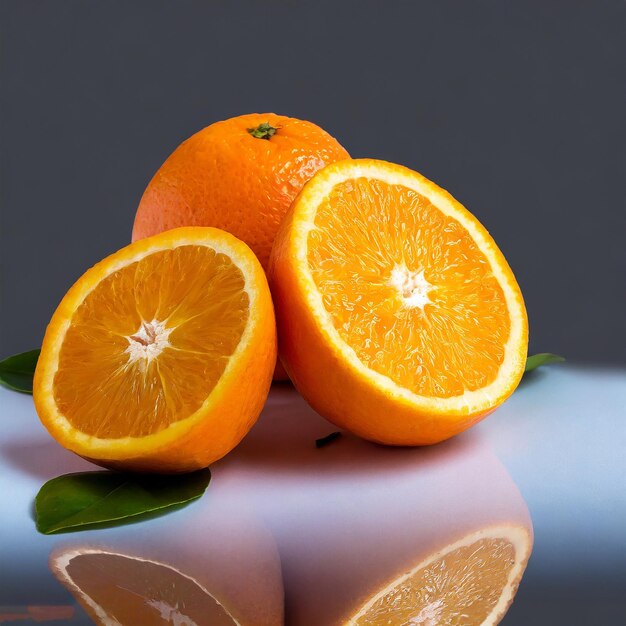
xmin=269 ymin=159 xmax=528 ymax=445
xmin=33 ymin=227 xmax=276 ymax=472
xmin=132 ymin=113 xmax=350 ymax=270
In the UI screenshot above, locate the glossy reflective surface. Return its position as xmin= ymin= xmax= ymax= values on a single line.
xmin=1 ymin=366 xmax=624 ymax=624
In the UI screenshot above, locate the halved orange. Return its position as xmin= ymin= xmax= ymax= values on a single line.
xmin=34 ymin=227 xmax=276 ymax=472
xmin=269 ymin=159 xmax=528 ymax=445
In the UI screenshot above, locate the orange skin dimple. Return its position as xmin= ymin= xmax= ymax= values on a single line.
xmin=132 ymin=113 xmax=350 ymax=270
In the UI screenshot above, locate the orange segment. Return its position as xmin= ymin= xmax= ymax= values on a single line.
xmin=34 ymin=227 xmax=276 ymax=472
xmin=269 ymin=159 xmax=528 ymax=445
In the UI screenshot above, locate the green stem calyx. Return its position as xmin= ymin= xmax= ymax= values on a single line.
xmin=247 ymin=122 xmax=277 ymax=140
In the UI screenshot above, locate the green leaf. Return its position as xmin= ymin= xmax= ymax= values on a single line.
xmin=316 ymin=431 xmax=342 ymax=448
xmin=0 ymin=349 xmax=40 ymax=393
xmin=35 ymin=469 xmax=211 ymax=534
xmin=525 ymin=353 xmax=566 ymax=373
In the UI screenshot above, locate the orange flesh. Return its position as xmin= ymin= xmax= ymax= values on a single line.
xmin=53 ymin=245 xmax=249 ymax=438
xmin=65 ymin=553 xmax=235 ymax=625
xmin=356 ymin=537 xmax=515 ymax=625
xmin=308 ymin=178 xmax=510 ymax=398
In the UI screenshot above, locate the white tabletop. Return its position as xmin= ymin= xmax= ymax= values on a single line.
xmin=1 ymin=365 xmax=625 ymax=625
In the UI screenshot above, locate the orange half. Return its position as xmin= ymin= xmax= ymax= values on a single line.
xmin=269 ymin=159 xmax=528 ymax=445
xmin=34 ymin=227 xmax=276 ymax=472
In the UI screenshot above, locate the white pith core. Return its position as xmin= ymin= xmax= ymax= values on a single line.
xmin=146 ymin=599 xmax=199 ymax=626
xmin=410 ymin=599 xmax=444 ymax=625
xmin=389 ymin=265 xmax=434 ymax=310
xmin=126 ymin=319 xmax=172 ymax=364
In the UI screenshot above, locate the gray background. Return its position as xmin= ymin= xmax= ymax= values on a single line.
xmin=1 ymin=0 xmax=625 ymax=364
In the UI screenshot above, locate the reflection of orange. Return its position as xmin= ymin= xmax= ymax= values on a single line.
xmin=269 ymin=159 xmax=528 ymax=444
xmin=34 ymin=227 xmax=276 ymax=472
xmin=53 ymin=550 xmax=238 ymax=625
xmin=275 ymin=441 xmax=533 ymax=626
xmin=351 ymin=526 xmax=530 ymax=625
xmin=49 ymin=501 xmax=283 ymax=626
xmin=216 ymin=387 xmax=533 ymax=625
xmin=132 ymin=113 xmax=350 ymax=270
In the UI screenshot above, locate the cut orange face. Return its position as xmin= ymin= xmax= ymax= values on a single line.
xmin=34 ymin=227 xmax=276 ymax=472
xmin=269 ymin=159 xmax=528 ymax=445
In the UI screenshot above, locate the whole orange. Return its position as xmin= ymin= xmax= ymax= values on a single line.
xmin=132 ymin=113 xmax=350 ymax=269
